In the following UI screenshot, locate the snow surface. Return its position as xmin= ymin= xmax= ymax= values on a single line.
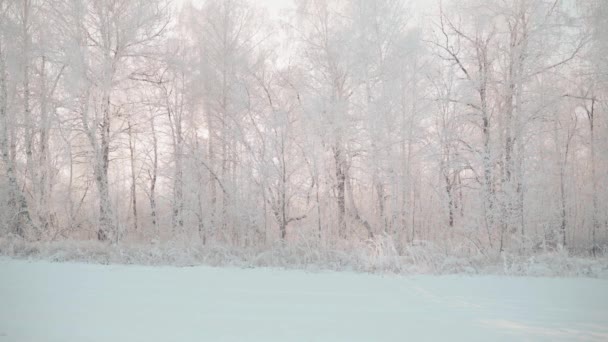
xmin=0 ymin=259 xmax=607 ymax=341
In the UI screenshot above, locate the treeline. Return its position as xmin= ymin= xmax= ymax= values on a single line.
xmin=0 ymin=0 xmax=606 ymax=255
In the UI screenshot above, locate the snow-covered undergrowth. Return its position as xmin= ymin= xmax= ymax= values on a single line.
xmin=1 ymin=235 xmax=607 ymax=278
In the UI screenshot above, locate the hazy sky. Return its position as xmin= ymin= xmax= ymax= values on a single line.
xmin=181 ymin=0 xmax=435 ymax=18
xmin=181 ymin=0 xmax=293 ymax=15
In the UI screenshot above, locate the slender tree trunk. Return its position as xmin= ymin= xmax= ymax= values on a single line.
xmin=149 ymin=115 xmax=158 ymax=233
xmin=478 ymin=46 xmax=495 ymax=250
xmin=96 ymin=86 xmax=115 ymax=242
xmin=128 ymin=121 xmax=138 ymax=231
xmin=0 ymin=41 xmax=33 ymax=237
xmin=559 ymin=125 xmax=571 ymax=247
xmin=22 ymin=0 xmax=36 ymax=238
xmin=207 ymin=106 xmax=217 ymax=241
xmin=221 ymin=121 xmax=228 ymax=238
xmin=445 ymin=175 xmax=454 ymax=228
xmin=513 ymin=15 xmax=528 ymax=245
xmin=334 ymin=140 xmax=346 ymax=239
xmin=280 ymin=136 xmax=288 ymax=240
xmin=482 ymin=93 xmax=494 ymax=249
xmin=411 ymin=170 xmax=417 ymax=244
xmin=588 ymin=99 xmax=599 ymax=253
xmin=197 ymin=177 xmax=206 ymax=244
xmin=315 ymin=173 xmax=322 ymax=241
xmin=38 ymin=56 xmax=51 ymax=233
xmin=171 ymin=115 xmax=184 ymax=234
xmin=95 ymin=16 xmax=117 ymax=242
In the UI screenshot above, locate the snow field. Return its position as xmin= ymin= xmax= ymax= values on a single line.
xmin=1 ymin=259 xmax=607 ymax=341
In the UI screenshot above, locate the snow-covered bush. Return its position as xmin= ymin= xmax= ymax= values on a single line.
xmin=1 ymin=235 xmax=606 ymax=278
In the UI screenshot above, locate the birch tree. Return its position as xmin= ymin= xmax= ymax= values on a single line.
xmin=58 ymin=0 xmax=169 ymax=241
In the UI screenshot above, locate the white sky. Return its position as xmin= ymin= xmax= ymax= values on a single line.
xmin=179 ymin=0 xmax=435 ymax=18
xmin=175 ymin=0 xmax=436 ymax=66
xmin=177 ymin=0 xmax=294 ymax=15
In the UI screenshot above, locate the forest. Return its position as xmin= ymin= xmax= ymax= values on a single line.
xmin=0 ymin=0 xmax=607 ymax=270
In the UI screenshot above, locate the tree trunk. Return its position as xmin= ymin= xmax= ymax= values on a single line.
xmin=128 ymin=121 xmax=138 ymax=231
xmin=22 ymin=0 xmax=36 ymax=238
xmin=334 ymin=140 xmax=346 ymax=239
xmin=149 ymin=115 xmax=158 ymax=233
xmin=588 ymin=99 xmax=599 ymax=252
xmin=481 ymin=76 xmax=494 ymax=249
xmin=171 ymin=115 xmax=184 ymax=233
xmin=0 ymin=42 xmax=33 ymax=237
xmin=96 ymin=84 xmax=115 ymax=242
xmin=38 ymin=56 xmax=51 ymax=233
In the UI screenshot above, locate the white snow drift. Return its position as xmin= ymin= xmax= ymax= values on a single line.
xmin=1 ymin=259 xmax=607 ymax=341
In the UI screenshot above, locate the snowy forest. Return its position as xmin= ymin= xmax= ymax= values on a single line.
xmin=0 ymin=0 xmax=607 ymax=267
xmin=3 ymin=1 xmax=608 ymax=340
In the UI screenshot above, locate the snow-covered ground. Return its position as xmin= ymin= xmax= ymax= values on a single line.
xmin=1 ymin=259 xmax=607 ymax=341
